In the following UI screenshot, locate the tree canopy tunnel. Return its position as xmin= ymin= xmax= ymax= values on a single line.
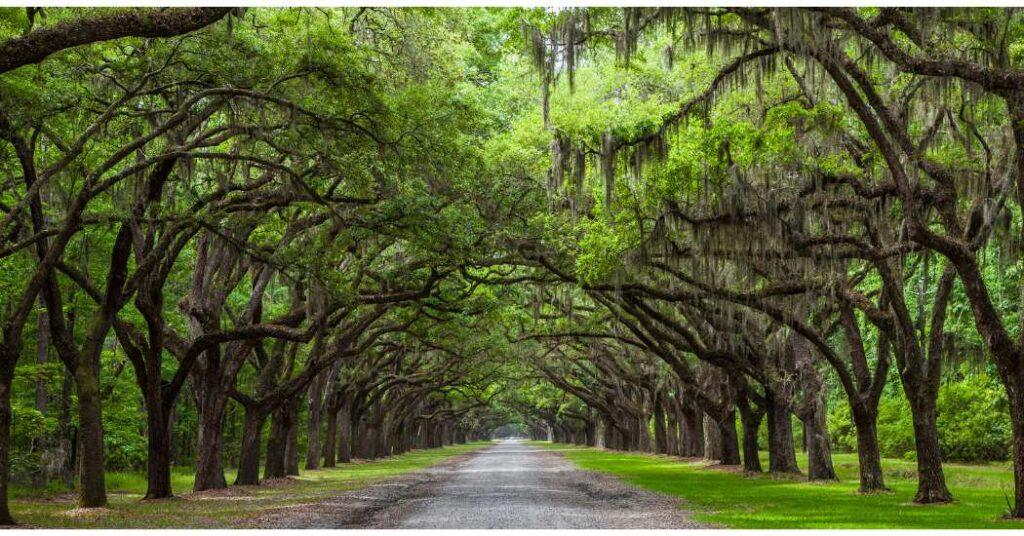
xmin=1 ymin=6 xmax=1023 ymax=526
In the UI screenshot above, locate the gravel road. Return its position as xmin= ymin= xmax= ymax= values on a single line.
xmin=255 ymin=439 xmax=705 ymax=529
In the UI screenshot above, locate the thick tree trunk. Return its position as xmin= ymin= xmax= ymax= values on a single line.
xmin=907 ymin=392 xmax=952 ymax=503
xmin=766 ymin=390 xmax=800 ymax=474
xmin=851 ymin=406 xmax=887 ymax=492
xmin=802 ymin=394 xmax=837 ymax=481
xmin=653 ymin=393 xmax=668 ymax=454
xmin=143 ymin=401 xmax=173 ymax=499
xmin=737 ymin=398 xmax=763 ymax=472
xmin=193 ymin=391 xmax=228 ymax=491
xmin=285 ymin=402 xmax=299 ymax=476
xmin=322 ymin=406 xmax=338 ymax=467
xmin=305 ymin=377 xmax=324 ymax=470
xmin=717 ymin=410 xmax=741 ymax=466
xmin=703 ymin=413 xmax=721 ymax=461
xmin=338 ymin=405 xmax=352 ymax=463
xmin=74 ymin=362 xmax=107 ymax=507
xmin=665 ymin=415 xmax=678 ymax=456
xmin=234 ymin=408 xmax=266 ymax=486
xmin=679 ymin=403 xmax=704 ymax=457
xmin=264 ymin=409 xmax=287 ymax=480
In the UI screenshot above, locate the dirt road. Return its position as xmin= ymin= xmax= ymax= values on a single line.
xmin=255 ymin=439 xmax=705 ymax=529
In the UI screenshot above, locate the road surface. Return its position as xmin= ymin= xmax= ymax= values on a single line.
xmin=256 ymin=439 xmax=704 ymax=529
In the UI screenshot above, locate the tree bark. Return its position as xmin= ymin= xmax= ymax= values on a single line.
xmin=737 ymin=394 xmax=764 ymax=472
xmin=717 ymin=410 xmax=741 ymax=465
xmin=264 ymin=408 xmax=287 ymax=480
xmin=234 ymin=407 xmax=266 ymax=486
xmin=305 ymin=375 xmax=325 ymax=470
xmin=74 ymin=360 xmax=107 ymax=507
xmin=322 ymin=407 xmax=338 ymax=468
xmin=285 ymin=401 xmax=299 ymax=476
xmin=337 ymin=401 xmax=351 ymax=463
xmin=766 ymin=389 xmax=800 ymax=474
xmin=801 ymin=393 xmax=837 ymax=481
xmin=0 ymin=369 xmax=14 ymax=525
xmin=193 ymin=390 xmax=228 ymax=491
xmin=652 ymin=392 xmax=668 ymax=454
xmin=851 ymin=406 xmax=887 ymax=492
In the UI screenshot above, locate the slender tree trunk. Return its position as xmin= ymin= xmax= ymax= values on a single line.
xmin=31 ymin=305 xmax=48 ymax=487
xmin=1008 ymin=372 xmax=1024 ymax=518
xmin=235 ymin=407 xmax=266 ymax=486
xmin=0 ymin=367 xmax=15 ymax=525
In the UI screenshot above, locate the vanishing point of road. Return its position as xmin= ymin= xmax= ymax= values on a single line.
xmin=257 ymin=439 xmax=705 ymax=529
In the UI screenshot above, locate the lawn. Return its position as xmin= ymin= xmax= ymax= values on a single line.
xmin=539 ymin=442 xmax=1024 ymax=529
xmin=8 ymin=442 xmax=488 ymax=528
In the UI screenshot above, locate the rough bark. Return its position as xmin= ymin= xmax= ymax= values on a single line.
xmin=766 ymin=389 xmax=800 ymax=474
xmin=234 ymin=408 xmax=267 ymax=486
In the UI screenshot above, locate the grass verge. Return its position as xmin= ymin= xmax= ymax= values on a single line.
xmin=9 ymin=441 xmax=489 ymax=528
xmin=537 ymin=441 xmax=1024 ymax=529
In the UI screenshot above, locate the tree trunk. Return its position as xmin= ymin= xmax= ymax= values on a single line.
xmin=703 ymin=413 xmax=721 ymax=461
xmin=851 ymin=406 xmax=887 ymax=492
xmin=285 ymin=401 xmax=300 ymax=476
xmin=322 ymin=406 xmax=338 ymax=468
xmin=193 ymin=391 xmax=228 ymax=491
xmin=907 ymin=392 xmax=952 ymax=503
xmin=74 ymin=361 xmax=107 ymax=507
xmin=1008 ymin=372 xmax=1024 ymax=518
xmin=653 ymin=393 xmax=668 ymax=454
xmin=305 ymin=377 xmax=324 ymax=470
xmin=143 ymin=400 xmax=173 ymax=499
xmin=717 ymin=410 xmax=741 ymax=465
xmin=801 ymin=393 xmax=837 ymax=481
xmin=337 ymin=404 xmax=352 ymax=463
xmin=31 ymin=304 xmax=48 ymax=487
xmin=679 ymin=402 xmax=704 ymax=457
xmin=235 ymin=407 xmax=266 ymax=486
xmin=737 ymin=397 xmax=763 ymax=472
xmin=0 ymin=370 xmax=15 ymax=525
xmin=264 ymin=409 xmax=287 ymax=480
xmin=766 ymin=390 xmax=800 ymax=474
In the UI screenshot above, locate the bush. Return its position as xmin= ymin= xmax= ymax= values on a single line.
xmin=936 ymin=372 xmax=1011 ymax=462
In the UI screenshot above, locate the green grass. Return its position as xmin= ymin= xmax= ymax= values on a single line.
xmin=9 ymin=442 xmax=488 ymax=528
xmin=538 ymin=442 xmax=1024 ymax=529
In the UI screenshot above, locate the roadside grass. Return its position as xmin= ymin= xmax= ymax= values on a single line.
xmin=537 ymin=441 xmax=1023 ymax=529
xmin=9 ymin=441 xmax=489 ymax=528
